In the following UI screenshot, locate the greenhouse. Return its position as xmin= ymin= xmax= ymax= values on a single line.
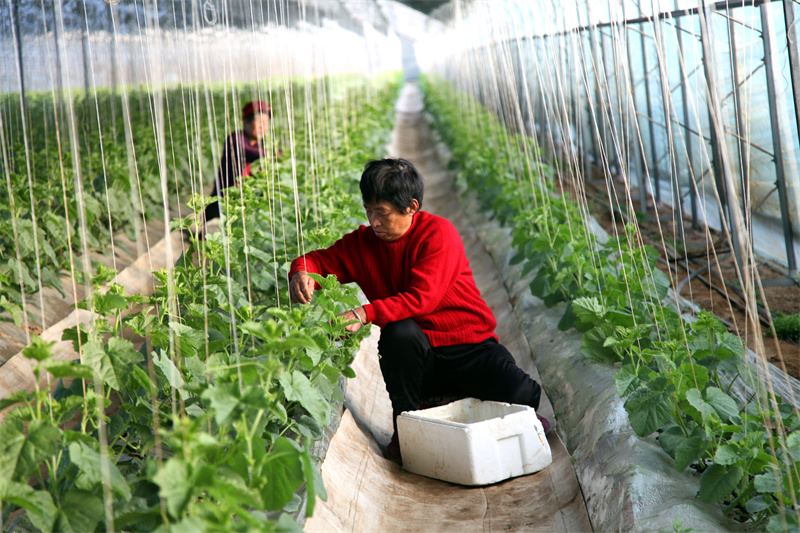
xmin=1 ymin=0 xmax=800 ymax=531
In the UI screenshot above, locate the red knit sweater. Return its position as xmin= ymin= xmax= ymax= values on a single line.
xmin=289 ymin=211 xmax=497 ymax=347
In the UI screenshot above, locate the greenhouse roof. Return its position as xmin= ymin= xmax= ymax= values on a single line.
xmin=395 ymin=0 xmax=450 ymax=16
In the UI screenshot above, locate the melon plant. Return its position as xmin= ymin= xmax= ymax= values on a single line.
xmin=0 ymin=73 xmax=400 ymax=532
xmin=422 ymin=74 xmax=800 ymax=531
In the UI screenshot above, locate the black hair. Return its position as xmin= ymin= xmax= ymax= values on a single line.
xmin=359 ymin=158 xmax=424 ymax=212
xmin=243 ymin=110 xmax=272 ymax=123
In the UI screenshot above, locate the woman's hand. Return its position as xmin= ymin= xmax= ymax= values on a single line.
xmin=338 ymin=307 xmax=366 ymax=333
xmin=289 ymin=271 xmax=315 ymax=304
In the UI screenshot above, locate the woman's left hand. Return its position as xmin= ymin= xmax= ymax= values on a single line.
xmin=338 ymin=307 xmax=366 ymax=333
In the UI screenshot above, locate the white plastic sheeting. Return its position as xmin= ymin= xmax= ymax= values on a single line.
xmin=419 ymin=0 xmax=800 ymax=269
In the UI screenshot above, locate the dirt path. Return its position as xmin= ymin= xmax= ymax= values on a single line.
xmin=304 ymin=84 xmax=592 ymax=532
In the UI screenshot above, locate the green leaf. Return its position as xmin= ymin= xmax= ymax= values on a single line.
xmin=45 ymin=360 xmax=94 ymax=380
xmin=114 ymin=497 xmax=160 ymax=530
xmin=172 ymin=516 xmax=208 ymax=533
xmin=748 ymin=451 xmax=775 ymax=475
xmin=153 ymin=350 xmax=188 ymax=400
xmin=613 ymin=365 xmax=639 ymax=397
xmin=279 ymin=332 xmax=322 ymax=352
xmin=275 ymin=513 xmax=305 ymax=533
xmin=307 ymin=272 xmax=338 ymax=290
xmin=82 ymin=338 xmax=142 ymax=390
xmin=241 ymin=319 xmax=281 ymax=343
xmin=206 ymin=468 xmax=262 ymax=509
xmin=674 ymin=363 xmax=709 ymax=396
xmin=283 ymin=493 xmax=302 ymax=513
xmin=0 ymin=482 xmax=57 ymax=533
xmin=0 ymin=419 xmax=59 ymax=486
xmin=259 ymin=437 xmax=304 ymax=511
xmin=201 ymin=383 xmax=241 ymax=426
xmin=301 ymin=447 xmax=327 ymax=517
xmin=645 ymin=267 xmax=671 ymax=301
xmin=685 ymin=388 xmax=714 ymax=421
xmin=580 ymin=327 xmax=619 ymax=364
xmin=605 ymin=309 xmax=635 ymax=328
xmin=557 ymin=301 xmax=576 ymax=331
xmin=675 ymin=437 xmax=708 ymax=472
xmin=624 ymin=387 xmax=672 ymax=436
xmin=130 ymin=364 xmax=154 ymax=397
xmin=91 ymin=263 xmax=118 ymax=287
xmin=93 ymin=291 xmax=128 ymax=315
xmin=658 ymin=425 xmax=686 ymax=458
xmin=713 ymin=443 xmax=742 ymax=466
xmin=68 ymin=442 xmax=132 ymax=501
xmin=571 ymin=296 xmax=604 ymax=322
xmin=0 ymin=389 xmax=29 ymax=411
xmin=188 ymin=193 xmax=219 ymax=211
xmin=15 ymin=420 xmax=59 ymax=482
xmin=169 ymin=322 xmax=206 ymax=350
xmin=767 ymin=510 xmax=800 ymax=533
xmin=0 ymin=296 xmax=24 ymax=327
xmin=22 ymin=335 xmax=55 ymax=362
xmin=698 ymin=464 xmax=743 ymax=503
xmin=62 ymin=325 xmax=88 ymax=352
xmin=704 ymin=387 xmax=739 ymax=422
xmin=745 ymin=494 xmax=772 ymax=514
xmin=170 ymin=217 xmax=194 ymax=232
xmin=787 ymin=431 xmax=800 ymax=449
xmin=718 ymin=331 xmax=745 ymax=359
xmin=0 ymin=420 xmax=26 ymax=486
xmin=81 ymin=341 xmax=112 ymax=387
xmin=295 ymin=415 xmax=323 ymax=441
xmin=278 ymin=370 xmax=330 ymax=426
xmin=153 ymin=458 xmax=193 ymax=518
xmin=754 ymin=470 xmax=780 ymax=493
xmin=54 ymin=489 xmax=104 ymax=533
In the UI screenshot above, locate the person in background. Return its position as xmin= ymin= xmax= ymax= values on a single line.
xmin=288 ymin=158 xmax=549 ymax=464
xmin=204 ymin=100 xmax=277 ymax=221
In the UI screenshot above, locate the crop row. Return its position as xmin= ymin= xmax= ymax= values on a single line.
xmin=422 ymin=74 xmax=800 ymax=532
xmin=0 ymin=73 xmax=400 ymax=532
xmin=0 ymin=75 xmax=373 ymax=322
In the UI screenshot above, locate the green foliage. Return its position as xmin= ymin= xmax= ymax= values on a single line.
xmin=772 ymin=312 xmax=800 ymax=341
xmin=422 ymin=74 xmax=800 ymax=528
xmin=0 ymin=73 xmax=401 ymax=531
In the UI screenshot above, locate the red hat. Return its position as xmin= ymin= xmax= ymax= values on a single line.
xmin=242 ymin=100 xmax=272 ymax=119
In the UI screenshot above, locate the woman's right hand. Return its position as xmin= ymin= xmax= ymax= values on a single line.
xmin=289 ymin=271 xmax=315 ymax=304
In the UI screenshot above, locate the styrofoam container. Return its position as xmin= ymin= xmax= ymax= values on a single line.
xmin=396 ymin=398 xmax=552 ymax=486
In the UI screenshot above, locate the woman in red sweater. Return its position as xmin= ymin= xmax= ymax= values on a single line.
xmin=289 ymin=158 xmax=545 ymax=462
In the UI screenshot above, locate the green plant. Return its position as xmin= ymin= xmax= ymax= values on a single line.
xmin=1 ymin=73 xmax=402 ymax=531
xmin=422 ymin=74 xmax=800 ymax=530
xmin=772 ymin=313 xmax=800 ymax=341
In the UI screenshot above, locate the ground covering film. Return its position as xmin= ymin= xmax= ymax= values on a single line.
xmin=421 ymin=75 xmax=800 ymax=532
xmin=0 ymin=74 xmax=401 ymax=532
xmin=304 ymin=83 xmax=592 ymax=533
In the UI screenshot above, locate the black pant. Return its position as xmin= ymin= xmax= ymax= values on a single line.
xmin=377 ymin=319 xmax=542 ymax=432
xmin=204 ymin=200 xmax=220 ymax=221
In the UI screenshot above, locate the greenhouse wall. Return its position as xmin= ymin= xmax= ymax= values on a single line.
xmin=0 ymin=0 xmax=401 ymax=95
xmin=419 ymin=0 xmax=800 ymax=273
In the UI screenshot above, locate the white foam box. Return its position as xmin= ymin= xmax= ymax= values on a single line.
xmin=396 ymin=397 xmax=552 ymax=486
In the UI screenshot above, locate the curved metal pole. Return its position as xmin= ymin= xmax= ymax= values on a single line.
xmin=674 ymin=0 xmax=698 ymax=229
xmin=639 ymin=3 xmax=661 ymax=204
xmin=761 ymin=2 xmax=797 ymax=272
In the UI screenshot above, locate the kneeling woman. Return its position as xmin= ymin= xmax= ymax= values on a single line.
xmin=288 ymin=158 xmax=547 ymax=463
